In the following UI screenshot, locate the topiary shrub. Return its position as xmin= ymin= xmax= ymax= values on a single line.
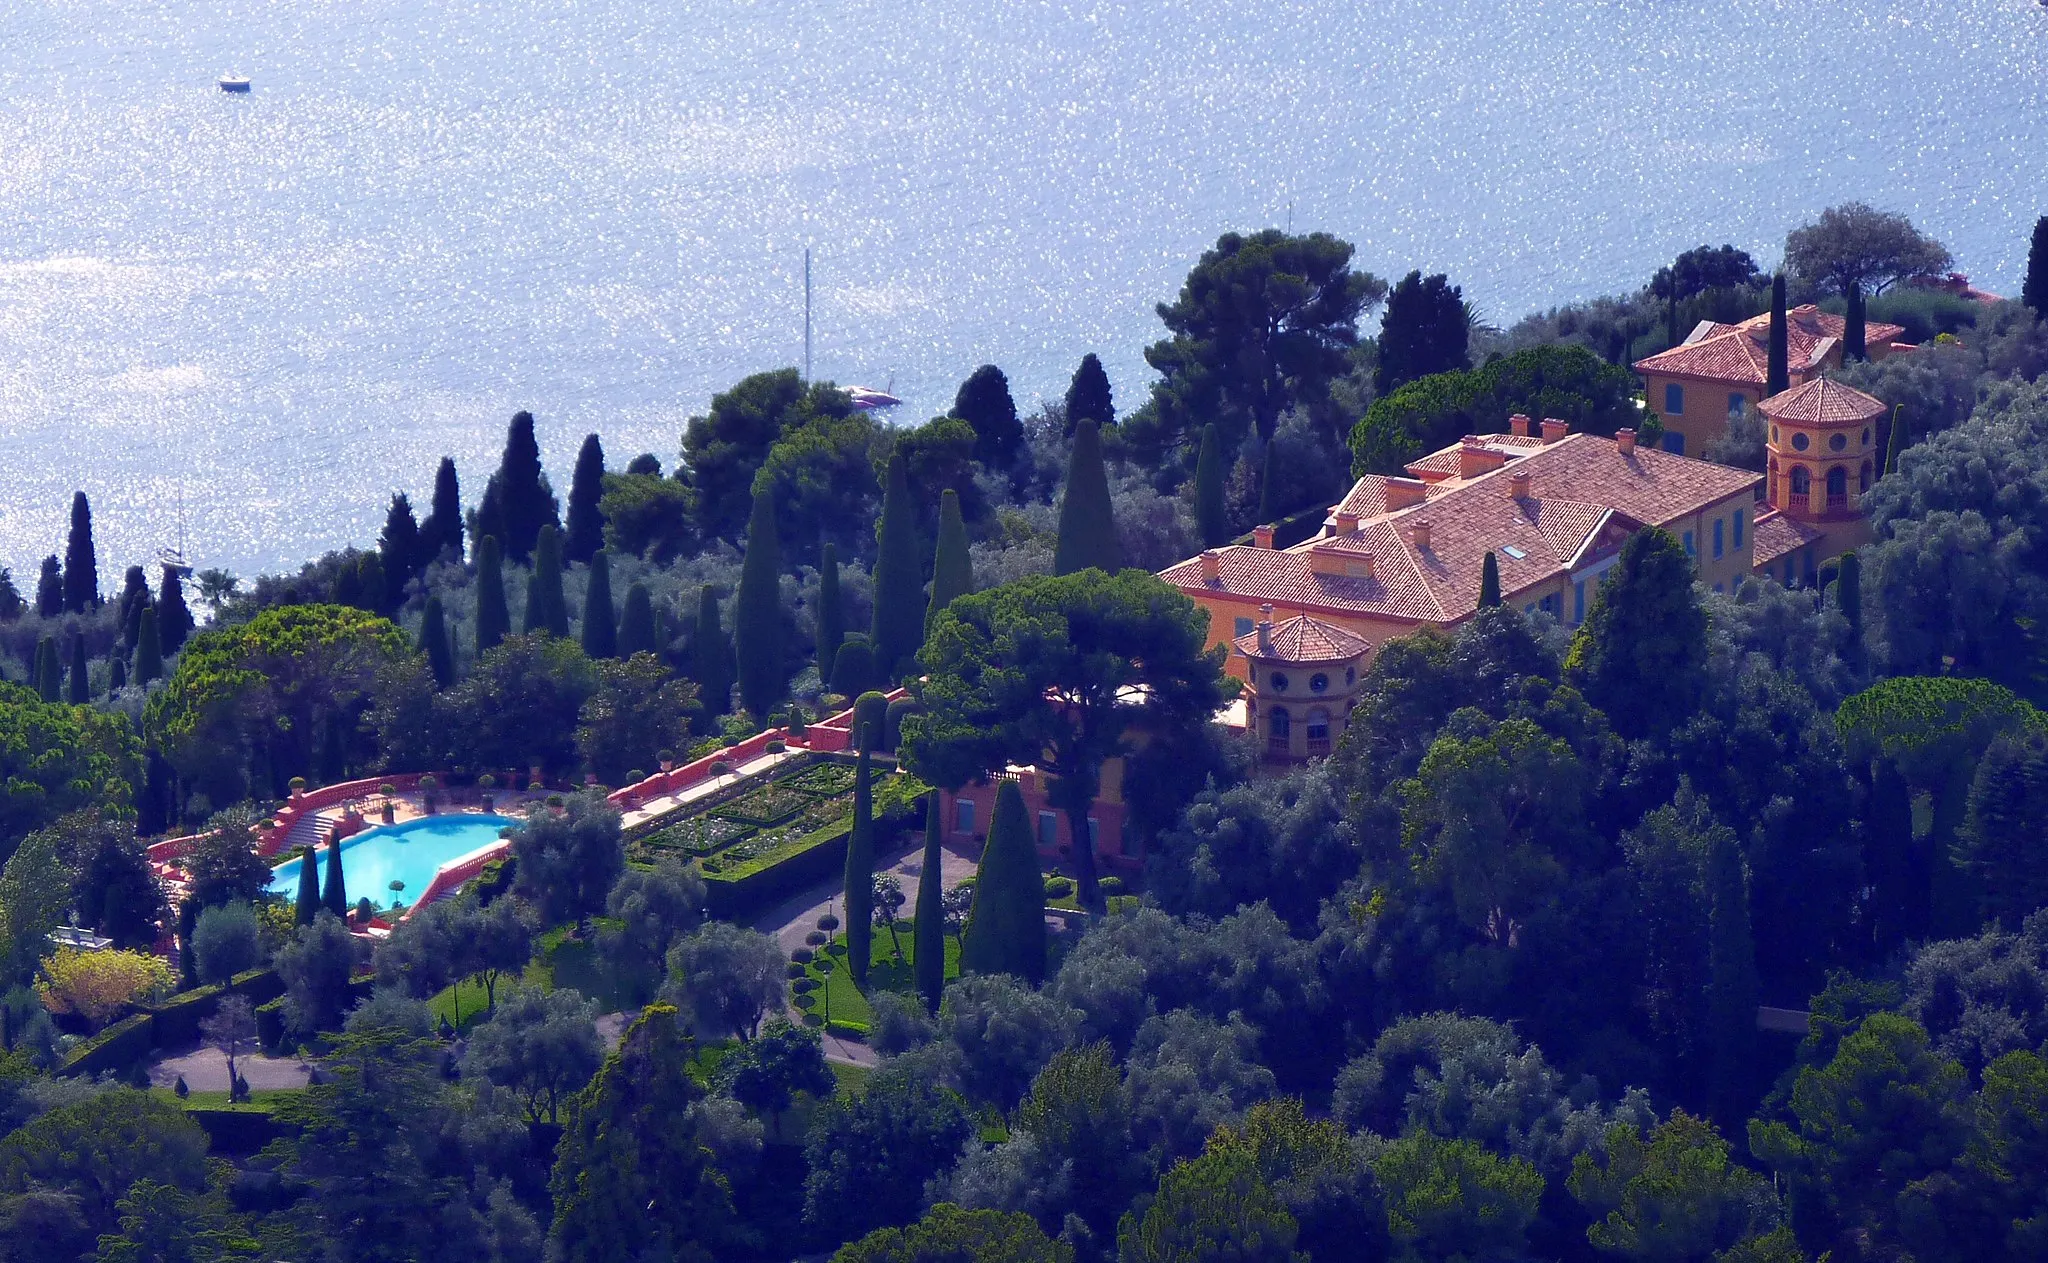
xmin=787 ymin=961 xmax=809 ymax=979
xmin=883 ymin=697 xmax=920 ymax=752
xmin=1044 ymin=875 xmax=1074 ymax=899
xmin=1099 ymin=876 xmax=1126 ymax=897
xmin=765 ymin=740 xmax=786 ymax=755
xmin=786 ymin=706 xmax=807 ymax=738
xmin=289 ymin=776 xmax=307 ymax=793
xmin=624 ymin=770 xmax=646 ymax=786
xmin=792 ymin=947 xmax=815 ymax=964
xmin=853 ymin=692 xmax=889 ymax=751
xmin=817 ymin=914 xmax=840 ymax=934
xmin=804 ymin=930 xmax=828 ymax=948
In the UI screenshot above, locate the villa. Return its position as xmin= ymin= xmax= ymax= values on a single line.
xmin=1631 ymin=304 xmax=1906 ymax=456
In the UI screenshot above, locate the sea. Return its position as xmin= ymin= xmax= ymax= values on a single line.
xmin=2 ymin=0 xmax=2043 ymax=577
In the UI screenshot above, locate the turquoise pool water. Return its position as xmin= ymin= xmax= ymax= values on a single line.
xmin=267 ymin=813 xmax=519 ymax=906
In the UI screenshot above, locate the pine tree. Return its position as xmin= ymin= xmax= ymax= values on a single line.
xmin=955 ymin=364 xmax=1023 ymax=469
xmin=2024 ymin=216 xmax=2048 ymax=313
xmin=844 ymin=731 xmax=876 ymax=987
xmin=33 ymin=638 xmax=59 ymax=702
xmin=1255 ymin=440 xmax=1278 ymax=526
xmin=816 ymin=542 xmax=845 ymax=683
xmin=961 ymin=781 xmax=1046 ymax=985
xmin=422 ymin=456 xmax=464 ymax=563
xmin=1194 ymin=422 xmax=1228 ymax=547
xmin=581 ymin=550 xmax=619 ymax=660
xmin=1884 ymin=405 xmax=1906 ymax=476
xmin=1565 ymin=527 xmax=1707 ymax=741
xmin=1053 ymin=419 xmax=1120 ymax=576
xmin=117 ymin=566 xmax=149 ymax=653
xmin=322 ymin=840 xmax=348 ymax=920
xmin=66 ymin=634 xmax=88 ymax=704
xmin=871 ymin=450 xmax=923 ymax=680
xmin=564 ymin=433 xmax=607 ymax=566
xmin=1836 ymin=550 xmax=1865 ymax=676
xmin=734 ymin=489 xmax=784 ymax=718
xmin=1479 ymin=552 xmax=1502 ymax=608
xmin=294 ymin=846 xmax=321 ymax=926
xmin=524 ymin=524 xmax=569 ymax=638
xmin=914 ymin=791 xmax=946 ymax=1014
xmin=63 ymin=492 xmax=98 ymax=612
xmin=693 ymin=585 xmax=733 ymax=720
xmin=35 ymin=556 xmax=61 ymax=619
xmin=157 ymin=567 xmax=193 ymax=653
xmin=477 ymin=410 xmax=561 ymax=563
xmin=474 ymin=535 xmax=509 ymax=655
xmin=1766 ymin=273 xmax=1790 ymax=397
xmin=925 ymin=489 xmax=974 ymax=639
xmin=378 ymin=492 xmax=422 ymax=612
xmin=133 ymin=608 xmax=164 ymax=685
xmin=1705 ymin=827 xmax=1760 ymax=1130
xmin=1063 ymin=352 xmax=1116 ymax=434
xmin=419 ymin=595 xmax=455 ymax=688
xmin=617 ymin=582 xmax=657 ymax=658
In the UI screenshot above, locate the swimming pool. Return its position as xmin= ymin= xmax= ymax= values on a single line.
xmin=267 ymin=813 xmax=520 ymax=906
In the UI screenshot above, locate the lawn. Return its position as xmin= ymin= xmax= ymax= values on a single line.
xmin=794 ymin=918 xmax=962 ymax=1032
xmin=150 ymin=1087 xmax=296 ymax=1114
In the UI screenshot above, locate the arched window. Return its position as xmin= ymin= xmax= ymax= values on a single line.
xmin=1267 ymin=707 xmax=1291 ymax=757
xmin=1306 ymin=707 xmax=1332 ymax=756
xmin=1827 ymin=465 xmax=1848 ymax=509
xmin=1859 ymin=461 xmax=1873 ymax=494
xmin=1790 ymin=466 xmax=1811 ymax=497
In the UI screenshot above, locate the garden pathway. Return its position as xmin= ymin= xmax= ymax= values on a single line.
xmin=619 ymin=749 xmax=800 ymax=831
xmin=148 ymin=1044 xmax=312 ymax=1093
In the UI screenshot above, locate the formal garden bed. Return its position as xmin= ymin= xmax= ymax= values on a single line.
xmin=629 ymin=758 xmax=874 ymax=870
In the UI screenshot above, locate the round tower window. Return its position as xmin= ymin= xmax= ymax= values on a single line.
xmin=1829 ymin=432 xmax=1847 ymax=452
xmin=1791 ymin=432 xmax=1810 ymax=451
xmin=1309 ymin=672 xmax=1329 ymax=693
xmin=1269 ymin=672 xmax=1290 ymax=693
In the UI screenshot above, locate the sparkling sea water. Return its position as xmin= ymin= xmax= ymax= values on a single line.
xmin=2 ymin=0 xmax=2044 ymax=576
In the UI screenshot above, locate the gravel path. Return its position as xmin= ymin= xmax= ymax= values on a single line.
xmin=148 ymin=1045 xmax=311 ymax=1093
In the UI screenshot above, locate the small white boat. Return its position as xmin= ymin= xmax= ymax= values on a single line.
xmin=219 ymin=75 xmax=251 ymax=93
xmin=845 ymin=386 xmax=901 ymax=410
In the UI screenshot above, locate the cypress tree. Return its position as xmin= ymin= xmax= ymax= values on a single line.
xmin=816 ymin=542 xmax=845 ymax=682
xmin=925 ymin=489 xmax=974 ymax=638
xmin=1478 ymin=552 xmax=1502 ymax=608
xmin=1866 ymin=757 xmax=1923 ymax=950
xmin=1836 ymin=550 xmax=1865 ymax=675
xmin=844 ymin=730 xmax=876 ymax=987
xmin=423 ymin=456 xmax=464 ymax=564
xmin=960 ymin=781 xmax=1046 ymax=985
xmin=322 ymin=840 xmax=348 ymax=920
xmin=1255 ymin=439 xmax=1278 ymax=527
xmin=870 ymin=450 xmax=923 ymax=680
xmin=1766 ymin=273 xmax=1790 ymax=397
xmin=564 ymin=433 xmax=607 ymax=566
xmin=1053 ymin=419 xmax=1120 ymax=576
xmin=1194 ymin=423 xmax=1228 ymax=548
xmin=830 ymin=637 xmax=876 ymax=699
xmin=914 ymin=790 xmax=946 ymax=1014
xmin=1705 ymin=827 xmax=1759 ymax=1130
xmin=133 ymin=608 xmax=164 ymax=685
xmin=378 ymin=492 xmax=422 ymax=612
xmin=955 ymin=364 xmax=1024 ymax=469
xmin=117 ymin=566 xmax=149 ymax=653
xmin=617 ymin=582 xmax=657 ymax=659
xmin=109 ymin=656 xmax=125 ymax=692
xmin=2025 ymin=216 xmax=2048 ymax=314
xmin=1063 ymin=352 xmax=1115 ymax=434
xmin=157 ymin=567 xmax=193 ymax=653
xmin=581 ymin=550 xmax=619 ymax=660
xmin=34 ymin=638 xmax=59 ymax=702
xmin=524 ymin=525 xmax=570 ymax=638
xmin=0 ymin=570 xmax=19 ymax=623
xmin=474 ymin=535 xmax=510 ymax=655
xmin=35 ymin=556 xmax=61 ymax=619
xmin=477 ymin=410 xmax=560 ymax=563
xmin=693 ymin=585 xmax=733 ymax=720
xmin=1884 ymin=405 xmax=1906 ymax=476
xmin=420 ymin=595 xmax=455 ymax=688
xmin=734 ymin=489 xmax=784 ymax=718
xmin=294 ymin=846 xmax=321 ymax=925
xmin=66 ymin=634 xmax=88 ymax=704
xmin=1844 ymin=284 xmax=1868 ymax=362
xmin=63 ymin=492 xmax=98 ymax=612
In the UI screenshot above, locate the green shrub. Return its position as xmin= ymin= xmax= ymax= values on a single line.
xmin=1044 ymin=876 xmax=1074 ymax=899
xmin=826 ymin=1019 xmax=869 ymax=1040
xmin=256 ymin=997 xmax=288 ymax=1054
xmin=1099 ymin=876 xmax=1126 ymax=897
xmin=787 ymin=961 xmax=809 ymax=979
xmin=765 ymin=739 xmax=787 ymax=754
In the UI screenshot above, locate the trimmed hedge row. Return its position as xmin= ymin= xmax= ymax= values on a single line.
xmin=703 ymin=818 xmax=855 ymax=920
xmin=59 ymin=967 xmax=289 ymax=1079
xmin=58 ymin=1012 xmax=156 ymax=1078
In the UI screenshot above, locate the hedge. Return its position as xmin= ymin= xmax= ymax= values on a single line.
xmin=256 ymin=997 xmax=288 ymax=1054
xmin=703 ymin=818 xmax=854 ymax=920
xmin=145 ymin=967 xmax=285 ymax=1051
xmin=825 ymin=1020 xmax=869 ymax=1041
xmin=59 ymin=1012 xmax=156 ymax=1078
xmin=187 ymin=1107 xmax=294 ymax=1153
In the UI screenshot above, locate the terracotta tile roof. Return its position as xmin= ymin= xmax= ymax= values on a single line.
xmin=1234 ymin=614 xmax=1374 ymax=663
xmin=1404 ymin=449 xmax=1464 ymax=480
xmin=1750 ymin=508 xmax=1826 ymax=569
xmin=1164 ymin=433 xmax=1762 ymax=628
xmin=1632 ymin=304 xmax=1904 ymax=386
xmin=1758 ymin=377 xmax=1886 ymax=426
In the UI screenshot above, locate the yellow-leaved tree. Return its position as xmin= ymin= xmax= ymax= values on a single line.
xmin=38 ymin=946 xmax=176 ymax=1031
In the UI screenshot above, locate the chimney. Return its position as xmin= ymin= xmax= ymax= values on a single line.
xmin=1508 ymin=471 xmax=1531 ymax=498
xmin=1540 ymin=418 xmax=1570 ymax=444
xmin=1384 ymin=478 xmax=1429 ymax=510
xmin=1509 ymin=413 xmax=1532 ymax=438
xmin=1253 ymin=524 xmax=1275 ymax=549
xmin=1351 ymin=552 xmax=1376 ymax=580
xmin=1332 ymin=511 xmax=1360 ymax=536
xmin=1616 ymin=428 xmax=1637 ymax=455
xmin=1412 ymin=520 xmax=1432 ymax=550
xmin=1199 ymin=550 xmax=1220 ymax=583
xmin=1458 ymin=435 xmax=1506 ymax=479
xmin=1256 ymin=603 xmax=1274 ymax=653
